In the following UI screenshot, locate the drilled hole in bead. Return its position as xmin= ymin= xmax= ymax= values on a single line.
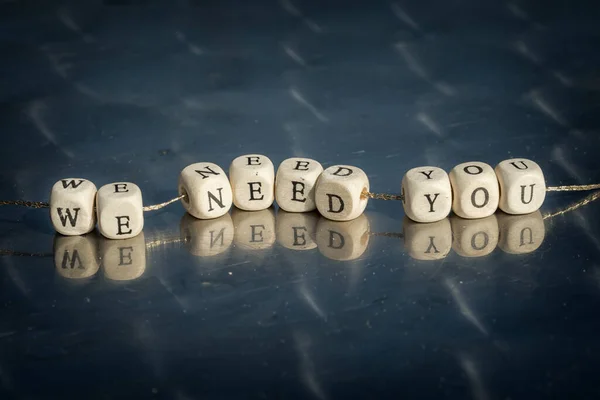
xmin=179 ymin=186 xmax=190 ymax=206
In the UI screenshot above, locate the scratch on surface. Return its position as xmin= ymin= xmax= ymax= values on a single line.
xmin=459 ymin=353 xmax=491 ymax=400
xmin=390 ymin=3 xmax=421 ymax=31
xmin=528 ymin=89 xmax=568 ymax=127
xmin=289 ymin=87 xmax=329 ymax=123
xmin=26 ymin=100 xmax=74 ymax=158
xmin=299 ymin=285 xmax=327 ymax=321
xmin=417 ymin=112 xmax=444 ymax=137
xmin=445 ymin=278 xmax=488 ymax=336
xmin=283 ymin=44 xmax=307 ymax=67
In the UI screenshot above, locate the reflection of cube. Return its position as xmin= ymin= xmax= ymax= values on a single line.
xmin=316 ymin=214 xmax=370 ymax=261
xmin=101 ymin=232 xmax=146 ymax=281
xmin=229 ymin=154 xmax=274 ymax=211
xmin=449 ymin=162 xmax=499 ymax=219
xmin=276 ymin=210 xmax=319 ymax=250
xmin=403 ymin=216 xmax=451 ymax=260
xmin=50 ymin=178 xmax=97 ymax=235
xmin=495 ymin=158 xmax=546 ymax=215
xmin=53 ymin=234 xmax=99 ymax=280
xmin=451 ymin=215 xmax=499 ymax=258
xmin=231 ymin=208 xmax=276 ymax=250
xmin=315 ymin=165 xmax=369 ymax=221
xmin=275 ymin=157 xmax=323 ymax=212
xmin=401 ymin=166 xmax=451 ymax=223
xmin=97 ymin=182 xmax=143 ymax=240
xmin=179 ymin=162 xmax=233 ymax=219
xmin=180 ymin=213 xmax=234 ymax=257
xmin=498 ymin=211 xmax=545 ymax=254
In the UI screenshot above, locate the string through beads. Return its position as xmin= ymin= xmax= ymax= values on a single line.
xmin=546 ymin=184 xmax=600 ymax=192
xmin=361 ymin=189 xmax=404 ymax=201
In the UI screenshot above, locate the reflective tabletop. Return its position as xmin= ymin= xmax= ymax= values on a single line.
xmin=1 ymin=0 xmax=600 ymax=398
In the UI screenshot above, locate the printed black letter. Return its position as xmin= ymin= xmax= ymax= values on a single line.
xmin=464 ymin=165 xmax=483 ymax=175
xmin=520 ymin=184 xmax=535 ymax=204
xmin=207 ymin=188 xmax=225 ymax=211
xmin=291 ymin=181 xmax=306 ymax=203
xmin=332 ymin=167 xmax=353 ymax=177
xmin=114 ymin=183 xmax=129 ymax=193
xmin=116 ymin=216 xmax=132 ymax=235
xmin=294 ymin=161 xmax=310 ymax=171
xmin=419 ymin=170 xmax=434 ymax=179
xmin=424 ymin=193 xmax=440 ymax=213
xmin=510 ymin=161 xmax=528 ymax=170
xmin=247 ymin=156 xmax=261 ymax=165
xmin=61 ymin=179 xmax=84 ymax=189
xmin=471 ymin=187 xmax=489 ymax=208
xmin=195 ymin=165 xmax=220 ymax=179
xmin=327 ymin=194 xmax=345 ymax=213
xmin=248 ymin=182 xmax=264 ymax=201
xmin=57 ymin=208 xmax=80 ymax=227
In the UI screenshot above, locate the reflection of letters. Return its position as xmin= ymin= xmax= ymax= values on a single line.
xmin=328 ymin=230 xmax=345 ymax=249
xmin=57 ymin=208 xmax=80 ymax=227
xmin=292 ymin=227 xmax=307 ymax=246
xmin=471 ymin=231 xmax=489 ymax=250
xmin=61 ymin=250 xmax=83 ymax=269
xmin=118 ymin=247 xmax=133 ymax=266
xmin=210 ymin=228 xmax=226 ymax=248
xmin=250 ymin=225 xmax=265 ymax=242
xmin=425 ymin=237 xmax=439 ymax=254
xmin=520 ymin=227 xmax=534 ymax=246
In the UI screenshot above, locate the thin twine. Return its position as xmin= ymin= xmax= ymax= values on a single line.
xmin=0 ymin=184 xmax=598 ymax=211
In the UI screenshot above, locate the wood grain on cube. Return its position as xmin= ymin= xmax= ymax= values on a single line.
xmin=449 ymin=161 xmax=499 ymax=219
xmin=275 ymin=157 xmax=323 ymax=212
xmin=402 ymin=216 xmax=451 ymax=260
xmin=179 ymin=162 xmax=233 ymax=219
xmin=495 ymin=158 xmax=546 ymax=214
xmin=50 ymin=178 xmax=97 ymax=236
xmin=315 ymin=165 xmax=369 ymax=221
xmin=97 ymin=182 xmax=144 ymax=240
xmin=229 ymin=154 xmax=275 ymax=211
xmin=401 ymin=166 xmax=451 ymax=223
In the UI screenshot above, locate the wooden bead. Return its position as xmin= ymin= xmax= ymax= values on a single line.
xmin=401 ymin=167 xmax=451 ymax=223
xmin=402 ymin=217 xmax=451 ymax=260
xmin=229 ymin=154 xmax=275 ymax=211
xmin=53 ymin=234 xmax=99 ymax=280
xmin=276 ymin=210 xmax=319 ymax=250
xmin=101 ymin=232 xmax=146 ymax=281
xmin=275 ymin=157 xmax=323 ymax=212
xmin=97 ymin=182 xmax=144 ymax=240
xmin=178 ymin=162 xmax=233 ymax=219
xmin=449 ymin=162 xmax=500 ymax=219
xmin=180 ymin=213 xmax=234 ymax=256
xmin=315 ymin=165 xmax=369 ymax=221
xmin=316 ymin=214 xmax=370 ymax=260
xmin=231 ymin=208 xmax=276 ymax=250
xmin=451 ymin=214 xmax=499 ymax=257
xmin=498 ymin=211 xmax=545 ymax=254
xmin=50 ymin=178 xmax=97 ymax=236
xmin=495 ymin=158 xmax=546 ymax=214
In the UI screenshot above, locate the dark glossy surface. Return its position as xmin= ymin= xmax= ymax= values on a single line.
xmin=1 ymin=0 xmax=600 ymax=398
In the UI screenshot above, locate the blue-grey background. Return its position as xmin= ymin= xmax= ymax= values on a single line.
xmin=1 ymin=0 xmax=600 ymax=398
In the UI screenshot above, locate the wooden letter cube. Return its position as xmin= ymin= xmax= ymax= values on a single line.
xmin=497 ymin=211 xmax=545 ymax=254
xmin=54 ymin=234 xmax=99 ymax=280
xmin=229 ymin=154 xmax=275 ymax=211
xmin=275 ymin=157 xmax=323 ymax=212
xmin=401 ymin=166 xmax=451 ymax=223
xmin=97 ymin=182 xmax=144 ymax=240
xmin=402 ymin=217 xmax=452 ymax=260
xmin=276 ymin=210 xmax=319 ymax=250
xmin=449 ymin=161 xmax=499 ymax=219
xmin=451 ymin=215 xmax=499 ymax=257
xmin=495 ymin=158 xmax=546 ymax=214
xmin=180 ymin=213 xmax=234 ymax=257
xmin=50 ymin=178 xmax=97 ymax=236
xmin=179 ymin=162 xmax=233 ymax=219
xmin=101 ymin=232 xmax=146 ymax=281
xmin=316 ymin=214 xmax=370 ymax=260
xmin=315 ymin=165 xmax=369 ymax=221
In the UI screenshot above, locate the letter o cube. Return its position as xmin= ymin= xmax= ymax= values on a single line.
xmin=449 ymin=161 xmax=499 ymax=219
xmin=50 ymin=178 xmax=97 ymax=236
xmin=401 ymin=166 xmax=451 ymax=223
xmin=229 ymin=154 xmax=275 ymax=211
xmin=315 ymin=165 xmax=369 ymax=221
xmin=495 ymin=158 xmax=546 ymax=215
xmin=275 ymin=157 xmax=323 ymax=212
xmin=97 ymin=182 xmax=143 ymax=240
xmin=179 ymin=162 xmax=233 ymax=219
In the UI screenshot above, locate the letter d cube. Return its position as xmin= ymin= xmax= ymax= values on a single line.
xmin=315 ymin=165 xmax=369 ymax=221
